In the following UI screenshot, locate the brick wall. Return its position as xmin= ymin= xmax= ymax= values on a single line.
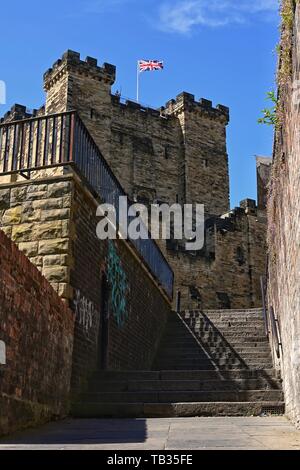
xmin=267 ymin=0 xmax=300 ymax=430
xmin=69 ymin=176 xmax=171 ymax=396
xmin=0 ymin=230 xmax=74 ymax=436
xmin=0 ymin=172 xmax=172 ymax=399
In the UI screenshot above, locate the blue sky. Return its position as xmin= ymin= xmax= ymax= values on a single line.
xmin=0 ymin=0 xmax=279 ymax=207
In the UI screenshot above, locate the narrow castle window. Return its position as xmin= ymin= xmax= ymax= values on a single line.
xmin=236 ymin=246 xmax=245 ymax=266
xmin=203 ymin=159 xmax=208 ymax=168
xmin=164 ymin=146 xmax=169 ymax=159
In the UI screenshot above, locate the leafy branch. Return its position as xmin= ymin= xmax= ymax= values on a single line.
xmin=258 ymin=91 xmax=278 ymax=126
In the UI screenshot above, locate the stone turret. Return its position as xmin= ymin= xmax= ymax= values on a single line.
xmin=164 ymin=92 xmax=230 ymax=215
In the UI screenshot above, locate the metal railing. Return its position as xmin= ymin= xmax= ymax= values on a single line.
xmin=0 ymin=111 xmax=174 ymax=298
xmin=260 ymin=275 xmax=269 ymax=337
xmin=269 ymin=306 xmax=281 ymax=359
xmin=260 ymin=274 xmax=281 ymax=359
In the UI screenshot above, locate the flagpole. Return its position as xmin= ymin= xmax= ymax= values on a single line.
xmin=136 ymin=61 xmax=139 ymax=102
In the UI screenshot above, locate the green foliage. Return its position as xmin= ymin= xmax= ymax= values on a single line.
xmin=258 ymin=91 xmax=278 ymax=126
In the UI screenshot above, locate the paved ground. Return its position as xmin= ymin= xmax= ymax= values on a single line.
xmin=0 ymin=416 xmax=300 ymax=450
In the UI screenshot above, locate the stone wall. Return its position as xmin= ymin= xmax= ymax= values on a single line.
xmin=0 ymin=229 xmax=74 ymax=436
xmin=256 ymin=157 xmax=272 ymax=211
xmin=0 ymin=171 xmax=171 ymax=398
xmin=0 ymin=178 xmax=74 ymax=302
xmin=167 ymin=201 xmax=266 ymax=310
xmin=267 ymin=0 xmax=300 ymax=430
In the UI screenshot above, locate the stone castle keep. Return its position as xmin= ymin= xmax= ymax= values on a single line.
xmin=1 ymin=50 xmax=270 ymax=311
xmin=1 ymin=50 xmax=284 ymax=435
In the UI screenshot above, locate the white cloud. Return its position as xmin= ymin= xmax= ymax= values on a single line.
xmin=158 ymin=0 xmax=279 ymax=34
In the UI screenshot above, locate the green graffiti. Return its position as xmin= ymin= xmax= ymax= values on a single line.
xmin=107 ymin=241 xmax=129 ymax=328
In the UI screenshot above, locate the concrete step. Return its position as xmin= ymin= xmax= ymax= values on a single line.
xmin=163 ymin=330 xmax=266 ymax=339
xmin=155 ymin=360 xmax=274 ymax=368
xmin=72 ymin=401 xmax=285 ymax=418
xmin=190 ymin=332 xmax=268 ymax=340
xmin=93 ymin=369 xmax=280 ymax=381
xmin=159 ymin=339 xmax=270 ymax=348
xmin=156 ymin=349 xmax=272 ymax=360
xmin=186 ymin=325 xmax=266 ymax=333
xmin=80 ymin=389 xmax=283 ymax=403
xmin=186 ymin=320 xmax=264 ymax=331
xmin=203 ymin=308 xmax=264 ymax=315
xmin=188 ymin=312 xmax=263 ymax=318
xmin=88 ymin=378 xmax=282 ymax=392
xmin=155 ymin=357 xmax=273 ymax=368
xmin=182 ymin=309 xmax=263 ymax=317
xmin=154 ymin=363 xmax=274 ymax=370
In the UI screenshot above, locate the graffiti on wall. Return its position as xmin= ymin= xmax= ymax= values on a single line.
xmin=107 ymin=241 xmax=129 ymax=328
xmin=73 ymin=290 xmax=96 ymax=333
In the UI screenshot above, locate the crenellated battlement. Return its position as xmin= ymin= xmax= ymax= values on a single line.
xmin=0 ymin=103 xmax=45 ymax=123
xmin=44 ymin=50 xmax=116 ymax=91
xmin=163 ymin=91 xmax=229 ymax=123
xmin=110 ymin=91 xmax=229 ymax=124
xmin=111 ymin=94 xmax=169 ymax=121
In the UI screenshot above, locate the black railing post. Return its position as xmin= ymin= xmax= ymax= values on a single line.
xmin=260 ymin=275 xmax=269 ymax=337
xmin=269 ymin=306 xmax=281 ymax=359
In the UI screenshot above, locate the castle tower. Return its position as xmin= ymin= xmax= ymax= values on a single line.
xmin=44 ymin=50 xmax=116 ymax=159
xmin=164 ymin=92 xmax=230 ymax=215
xmin=43 ymin=51 xmax=230 ymax=216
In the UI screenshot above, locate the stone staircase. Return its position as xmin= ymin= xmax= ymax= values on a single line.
xmin=72 ymin=308 xmax=284 ymax=418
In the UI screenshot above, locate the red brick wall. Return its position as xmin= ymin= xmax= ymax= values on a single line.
xmin=0 ymin=230 xmax=74 ymax=436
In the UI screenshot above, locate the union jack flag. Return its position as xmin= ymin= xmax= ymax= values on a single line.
xmin=138 ymin=60 xmax=164 ymax=72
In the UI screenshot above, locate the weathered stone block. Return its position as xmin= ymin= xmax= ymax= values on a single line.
xmin=11 ymin=224 xmax=34 ymax=242
xmin=10 ymin=187 xmax=27 ymax=204
xmin=47 ymin=182 xmax=71 ymax=198
xmin=42 ymin=266 xmax=69 ymax=283
xmin=38 ymin=238 xmax=69 ymax=255
xmin=41 ymin=208 xmax=70 ymax=222
xmin=1 ymin=206 xmax=22 ymax=225
xmin=21 ymin=205 xmax=41 ymax=223
xmin=43 ymin=254 xmax=69 ymax=266
xmin=11 ymin=186 xmax=47 ymax=203
xmin=0 ymin=189 xmax=10 ymax=210
xmin=29 ymin=256 xmax=43 ymax=267
xmin=18 ymin=241 xmax=39 ymax=257
xmin=26 ymin=191 xmax=48 ymax=201
xmin=27 ymin=184 xmax=48 ymax=193
xmin=33 ymin=198 xmax=63 ymax=210
xmin=34 ymin=221 xmax=62 ymax=239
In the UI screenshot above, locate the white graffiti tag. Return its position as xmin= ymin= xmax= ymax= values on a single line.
xmin=74 ymin=290 xmax=96 ymax=333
